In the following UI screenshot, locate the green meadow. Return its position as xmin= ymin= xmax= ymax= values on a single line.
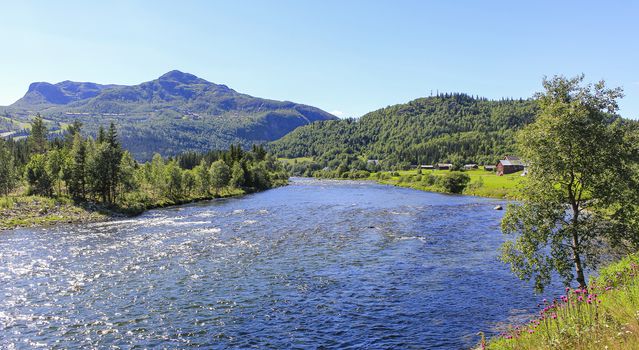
xmin=371 ymin=169 xmax=524 ymax=199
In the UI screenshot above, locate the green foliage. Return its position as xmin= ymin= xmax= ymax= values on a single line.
xmin=500 ymin=75 xmax=639 ymax=292
xmin=65 ymin=132 xmax=87 ymax=199
xmin=595 ymin=253 xmax=639 ymax=288
xmin=270 ymin=94 xmax=539 ymax=173
xmin=2 ymin=116 xmax=289 ymax=230
xmin=27 ymin=114 xmax=48 ymax=154
xmin=230 ymin=162 xmax=246 ymax=189
xmin=372 ymin=169 xmax=523 ymax=198
xmin=436 ymin=172 xmax=470 ymax=193
xmin=194 ymin=160 xmax=211 ymax=195
xmin=0 ymin=140 xmax=16 ymax=196
xmin=5 ymin=71 xmax=337 ymax=160
xmin=209 ymin=160 xmax=231 ymax=194
xmin=182 ymin=170 xmax=196 ymax=196
xmin=488 ymin=254 xmax=639 ymax=350
xmin=164 ymin=161 xmax=184 ymax=200
xmin=24 ymin=154 xmax=53 ymax=196
xmin=46 ymin=148 xmax=65 ymax=196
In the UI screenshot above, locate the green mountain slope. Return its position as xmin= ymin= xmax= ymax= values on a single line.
xmin=269 ymin=93 xmax=539 ymax=168
xmin=2 ymin=70 xmax=337 ymax=159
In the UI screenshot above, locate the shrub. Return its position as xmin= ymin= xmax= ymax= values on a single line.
xmin=436 ymin=172 xmax=470 ymax=193
xmin=422 ymin=173 xmax=437 ymax=186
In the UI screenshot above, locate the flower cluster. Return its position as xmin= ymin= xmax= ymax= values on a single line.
xmin=497 ymin=285 xmax=606 ymax=341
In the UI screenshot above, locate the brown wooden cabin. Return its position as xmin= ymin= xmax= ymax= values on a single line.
xmin=496 ymin=156 xmax=525 ymax=175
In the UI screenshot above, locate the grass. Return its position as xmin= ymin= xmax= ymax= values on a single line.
xmin=0 ymin=195 xmax=109 ymax=230
xmin=371 ymin=169 xmax=525 ymax=199
xmin=116 ymin=186 xmax=249 ymax=215
xmin=1 ymin=181 xmax=287 ymax=231
xmin=484 ymin=254 xmax=639 ymax=350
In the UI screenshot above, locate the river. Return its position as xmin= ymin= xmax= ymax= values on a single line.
xmin=0 ymin=178 xmax=557 ymax=349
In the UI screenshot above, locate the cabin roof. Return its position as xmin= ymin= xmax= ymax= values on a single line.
xmin=499 ymin=159 xmax=525 ymax=166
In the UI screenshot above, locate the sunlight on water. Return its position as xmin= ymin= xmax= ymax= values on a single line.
xmin=0 ymin=179 xmax=560 ymax=349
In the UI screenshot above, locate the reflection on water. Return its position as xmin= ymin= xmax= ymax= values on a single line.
xmin=0 ymin=178 xmax=558 ymax=349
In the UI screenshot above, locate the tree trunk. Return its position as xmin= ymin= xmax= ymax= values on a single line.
xmin=571 ymin=233 xmax=586 ymax=289
xmin=570 ymin=197 xmax=586 ymax=289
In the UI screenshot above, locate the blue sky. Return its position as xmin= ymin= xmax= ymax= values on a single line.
xmin=1 ymin=0 xmax=638 ymax=118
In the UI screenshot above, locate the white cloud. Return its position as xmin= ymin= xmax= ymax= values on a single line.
xmin=330 ymin=110 xmax=345 ymax=117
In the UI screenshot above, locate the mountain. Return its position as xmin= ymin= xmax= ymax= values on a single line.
xmin=11 ymin=81 xmax=122 ymax=109
xmin=269 ymin=93 xmax=539 ymax=169
xmin=2 ymin=70 xmax=337 ymax=159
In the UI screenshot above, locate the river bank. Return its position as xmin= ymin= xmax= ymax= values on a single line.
xmin=0 ymin=195 xmax=112 ymax=230
xmin=311 ymin=169 xmax=524 ymax=199
xmin=484 ymin=253 xmax=639 ymax=349
xmin=0 ymin=186 xmax=280 ymax=231
xmin=374 ymin=169 xmax=524 ymax=199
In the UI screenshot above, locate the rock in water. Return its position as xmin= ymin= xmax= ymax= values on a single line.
xmin=494 ymin=205 xmax=503 ymax=210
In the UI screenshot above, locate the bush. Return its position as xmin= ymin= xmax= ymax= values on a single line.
xmin=349 ymin=170 xmax=370 ymax=179
xmin=437 ymin=172 xmax=470 ymax=193
xmin=422 ymin=173 xmax=437 ymax=186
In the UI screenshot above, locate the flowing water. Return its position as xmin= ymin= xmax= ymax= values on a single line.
xmin=0 ymin=178 xmax=559 ymax=349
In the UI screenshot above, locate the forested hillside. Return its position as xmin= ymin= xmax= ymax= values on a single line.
xmin=270 ymin=94 xmax=539 ymax=173
xmin=1 ymin=71 xmax=337 ymax=160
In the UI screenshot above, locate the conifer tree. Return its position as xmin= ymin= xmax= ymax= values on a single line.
xmin=28 ymin=114 xmax=48 ymax=154
xmin=0 ymin=141 xmax=16 ymax=197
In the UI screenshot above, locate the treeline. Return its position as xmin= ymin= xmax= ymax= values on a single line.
xmin=270 ymin=94 xmax=539 ymax=176
xmin=0 ymin=115 xmax=288 ymax=213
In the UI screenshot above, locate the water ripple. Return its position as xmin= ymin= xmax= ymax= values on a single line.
xmin=0 ymin=178 xmax=560 ymax=349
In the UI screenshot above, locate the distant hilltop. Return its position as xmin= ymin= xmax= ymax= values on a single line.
xmin=1 ymin=70 xmax=338 ymax=160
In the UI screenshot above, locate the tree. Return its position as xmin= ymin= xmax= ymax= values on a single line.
xmin=194 ymin=160 xmax=210 ymax=195
xmin=500 ymin=75 xmax=639 ymax=292
xmin=149 ymin=153 xmax=166 ymax=196
xmin=119 ymin=151 xmax=137 ymax=194
xmin=65 ymin=133 xmax=87 ymax=199
xmin=252 ymin=144 xmax=267 ymax=161
xmin=64 ymin=120 xmax=83 ymax=149
xmin=209 ymin=160 xmax=230 ymax=195
xmin=230 ymin=162 xmax=246 ymax=189
xmin=28 ymin=114 xmax=48 ymax=154
xmin=182 ymin=170 xmax=196 ymax=197
xmin=0 ymin=141 xmax=16 ymax=196
xmin=46 ymin=149 xmax=65 ymax=196
xmin=165 ymin=161 xmax=183 ymax=201
xmin=97 ymin=125 xmax=106 ymax=144
xmin=24 ymin=154 xmax=53 ymax=196
xmin=86 ymin=143 xmax=112 ymax=203
xmin=104 ymin=122 xmax=123 ymax=203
